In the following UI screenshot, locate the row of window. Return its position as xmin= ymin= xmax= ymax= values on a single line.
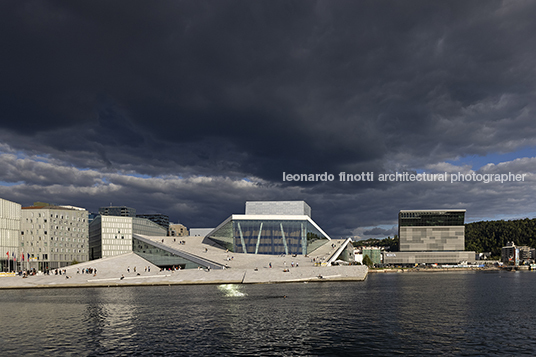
xmin=25 ymin=212 xmax=87 ymax=221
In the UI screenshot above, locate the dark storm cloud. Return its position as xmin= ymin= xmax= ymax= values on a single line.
xmin=2 ymin=0 xmax=535 ymax=179
xmin=1 ymin=1 xmax=536 ymax=237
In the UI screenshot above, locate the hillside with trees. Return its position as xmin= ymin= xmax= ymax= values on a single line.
xmin=465 ymin=217 xmax=536 ymax=256
xmin=353 ymin=236 xmax=399 ymax=251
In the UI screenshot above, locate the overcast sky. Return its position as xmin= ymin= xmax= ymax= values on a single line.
xmin=1 ymin=1 xmax=535 ymax=239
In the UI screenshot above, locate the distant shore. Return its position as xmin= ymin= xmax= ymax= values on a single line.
xmin=368 ymin=266 xmax=521 ymax=273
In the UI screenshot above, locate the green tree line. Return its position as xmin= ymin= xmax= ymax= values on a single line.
xmin=465 ymin=217 xmax=536 ymax=256
xmin=353 ymin=236 xmax=399 ymax=251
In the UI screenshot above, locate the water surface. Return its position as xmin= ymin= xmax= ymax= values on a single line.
xmin=1 ymin=271 xmax=535 ymax=356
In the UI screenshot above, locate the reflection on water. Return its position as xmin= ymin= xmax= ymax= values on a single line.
xmin=2 ymin=272 xmax=536 ymax=356
xmin=218 ymin=284 xmax=247 ymax=297
xmin=84 ymin=288 xmax=137 ymax=353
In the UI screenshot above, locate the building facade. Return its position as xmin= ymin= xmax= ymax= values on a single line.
xmin=206 ymin=201 xmax=330 ymax=255
xmin=0 ymin=198 xmax=21 ymax=272
xmin=169 ymin=223 xmax=188 ymax=237
xmin=384 ymin=209 xmax=475 ymax=265
xmin=89 ymin=216 xmax=166 ymax=260
xmin=136 ymin=213 xmax=170 ymax=231
xmin=98 ymin=206 xmax=136 ymax=217
xmin=245 ymin=201 xmax=312 ymax=217
xmin=21 ymin=204 xmax=89 ymax=270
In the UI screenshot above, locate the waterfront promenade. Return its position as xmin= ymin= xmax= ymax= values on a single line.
xmin=0 ymin=251 xmax=368 ymax=289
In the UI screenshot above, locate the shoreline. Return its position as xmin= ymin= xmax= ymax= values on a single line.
xmin=368 ymin=267 xmax=524 ymax=273
xmin=0 ymin=265 xmax=368 ymax=290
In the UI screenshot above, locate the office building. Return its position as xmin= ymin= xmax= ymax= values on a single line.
xmin=98 ymin=206 xmax=136 ymax=217
xmin=169 ymin=223 xmax=188 ymax=237
xmin=136 ymin=213 xmax=169 ymax=231
xmin=89 ymin=216 xmax=166 ymax=260
xmin=21 ymin=203 xmax=89 ymax=270
xmin=0 ymin=198 xmax=21 ymax=272
xmin=384 ymin=209 xmax=475 ymax=265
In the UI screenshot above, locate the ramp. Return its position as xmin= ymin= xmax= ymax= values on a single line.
xmin=134 ymin=234 xmax=227 ymax=269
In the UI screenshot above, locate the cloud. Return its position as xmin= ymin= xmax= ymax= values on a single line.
xmin=0 ymin=1 xmax=536 ymax=238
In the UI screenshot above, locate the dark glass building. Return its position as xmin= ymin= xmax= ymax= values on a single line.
xmin=98 ymin=206 xmax=136 ymax=217
xmin=399 ymin=210 xmax=465 ymax=227
xmin=136 ymin=213 xmax=170 ymax=231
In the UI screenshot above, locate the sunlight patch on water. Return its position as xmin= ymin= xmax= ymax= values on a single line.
xmin=218 ymin=284 xmax=247 ymax=297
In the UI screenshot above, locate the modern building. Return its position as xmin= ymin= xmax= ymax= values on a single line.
xmin=136 ymin=213 xmax=170 ymax=231
xmin=21 ymin=203 xmax=89 ymax=270
xmin=0 ymin=198 xmax=21 ymax=272
xmin=169 ymin=223 xmax=188 ymax=237
xmin=361 ymin=247 xmax=382 ymax=266
xmin=89 ymin=216 xmax=167 ymax=260
xmin=206 ymin=201 xmax=330 ymax=255
xmin=189 ymin=228 xmax=214 ymax=237
xmin=98 ymin=206 xmax=136 ymax=217
xmin=501 ymin=242 xmax=533 ymax=265
xmin=384 ymin=209 xmax=475 ymax=265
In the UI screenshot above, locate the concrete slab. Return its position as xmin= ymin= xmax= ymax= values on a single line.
xmin=0 ymin=239 xmax=367 ymax=289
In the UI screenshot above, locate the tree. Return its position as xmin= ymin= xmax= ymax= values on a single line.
xmin=363 ymin=255 xmax=374 ymax=267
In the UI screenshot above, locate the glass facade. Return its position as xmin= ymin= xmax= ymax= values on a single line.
xmin=399 ymin=211 xmax=465 ymax=227
xmin=133 ymin=236 xmax=209 ymax=269
xmin=207 ymin=218 xmax=329 ymax=255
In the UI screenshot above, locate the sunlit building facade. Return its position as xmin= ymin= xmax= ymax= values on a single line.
xmin=206 ymin=201 xmax=330 ymax=255
xmin=21 ymin=204 xmax=89 ymax=270
xmin=169 ymin=223 xmax=189 ymax=237
xmin=0 ymin=198 xmax=21 ymax=272
xmin=89 ymin=216 xmax=167 ymax=260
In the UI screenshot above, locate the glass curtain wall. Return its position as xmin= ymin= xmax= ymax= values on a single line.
xmin=399 ymin=211 xmax=465 ymax=227
xmin=233 ymin=220 xmax=329 ymax=255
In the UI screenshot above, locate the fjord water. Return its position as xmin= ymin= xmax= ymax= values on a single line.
xmin=2 ymin=272 xmax=536 ymax=356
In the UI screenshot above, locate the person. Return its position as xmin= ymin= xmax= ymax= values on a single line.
xmin=148 ymin=266 xmax=150 ymax=272
xmin=120 ymin=274 xmax=124 ymax=280
xmin=127 ymin=266 xmax=130 ymax=273
xmin=269 ymin=262 xmax=272 ymax=268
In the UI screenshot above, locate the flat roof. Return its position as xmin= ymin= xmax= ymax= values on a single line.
xmin=206 ymin=214 xmax=332 ymax=240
